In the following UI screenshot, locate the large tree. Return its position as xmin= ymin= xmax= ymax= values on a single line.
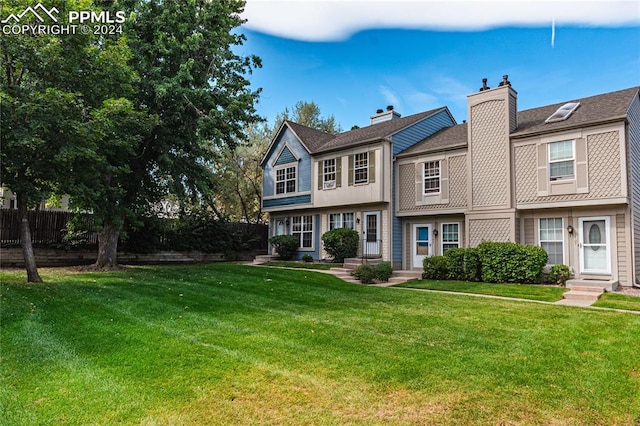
xmin=64 ymin=0 xmax=262 ymax=268
xmin=0 ymin=0 xmax=138 ymax=281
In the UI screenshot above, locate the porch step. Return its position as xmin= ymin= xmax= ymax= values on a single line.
xmin=566 ymin=279 xmax=618 ymax=292
xmin=556 ymin=282 xmax=607 ymax=307
xmin=253 ymin=255 xmax=278 ymax=265
xmin=342 ymin=257 xmax=383 ymax=271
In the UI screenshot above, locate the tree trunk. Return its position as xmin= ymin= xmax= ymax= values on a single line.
xmin=94 ymin=220 xmax=120 ymax=269
xmin=17 ymin=193 xmax=43 ymax=283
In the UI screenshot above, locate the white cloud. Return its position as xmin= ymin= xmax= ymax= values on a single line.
xmin=242 ymin=0 xmax=639 ymax=41
xmin=379 ymin=85 xmax=402 ymax=110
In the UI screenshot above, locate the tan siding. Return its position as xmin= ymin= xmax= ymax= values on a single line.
xmin=469 ymin=218 xmax=510 ymax=247
xmin=616 ymin=213 xmax=628 ymax=285
xmin=515 ymin=130 xmax=623 ymax=204
xmin=523 ymin=218 xmax=535 ymax=245
xmin=398 ymin=154 xmax=467 ymax=212
xmin=629 ymin=93 xmax=640 ymax=284
xmin=470 ymin=100 xmax=509 ymax=207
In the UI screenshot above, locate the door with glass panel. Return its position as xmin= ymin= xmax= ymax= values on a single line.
xmin=363 ymin=212 xmax=380 ymax=258
xmin=579 ymin=217 xmax=610 ymax=274
xmin=412 ymin=224 xmax=431 ymax=269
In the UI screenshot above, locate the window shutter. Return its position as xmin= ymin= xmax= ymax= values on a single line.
xmin=440 ymin=158 xmax=449 ymax=203
xmin=317 ymin=161 xmax=323 ymax=190
xmin=348 ymin=155 xmax=354 ymax=186
xmin=415 ymin=162 xmax=424 ymax=203
xmin=336 ymin=157 xmax=342 ymax=187
xmin=575 ymin=137 xmax=589 ymax=193
xmin=368 ymin=150 xmax=376 ymax=183
xmin=537 ymin=143 xmax=549 ymax=196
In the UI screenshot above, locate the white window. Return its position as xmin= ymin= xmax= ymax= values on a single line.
xmin=354 ymin=152 xmax=368 ymax=184
xmin=548 ymin=140 xmax=574 ymax=181
xmin=323 ymin=159 xmax=336 ymax=188
xmin=292 ymin=215 xmax=313 ymax=249
xmin=539 ymin=218 xmax=564 ymax=264
xmin=329 ymin=213 xmax=354 ymax=230
xmin=441 ymin=223 xmax=459 ymax=253
xmin=275 ymin=165 xmax=296 ymax=194
xmin=423 ymin=161 xmax=441 ymax=194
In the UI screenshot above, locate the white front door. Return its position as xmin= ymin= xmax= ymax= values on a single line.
xmin=363 ymin=212 xmax=381 ymax=258
xmin=579 ymin=217 xmax=611 ymax=274
xmin=412 ymin=224 xmax=432 ymax=268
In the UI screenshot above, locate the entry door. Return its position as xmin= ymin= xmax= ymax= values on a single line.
xmin=276 ymin=219 xmax=285 ymax=236
xmin=363 ymin=212 xmax=380 ymax=257
xmin=412 ymin=224 xmax=431 ymax=268
xmin=579 ymin=217 xmax=610 ymax=274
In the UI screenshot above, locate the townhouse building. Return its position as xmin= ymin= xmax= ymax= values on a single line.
xmin=261 ymin=77 xmax=640 ymax=288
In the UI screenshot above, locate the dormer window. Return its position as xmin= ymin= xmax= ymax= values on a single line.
xmin=545 ymin=102 xmax=580 ymax=123
xmin=275 ymin=165 xmax=297 ymax=194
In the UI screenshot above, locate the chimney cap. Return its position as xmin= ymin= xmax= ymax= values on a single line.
xmin=386 ymin=105 xmax=394 ymax=111
xmin=376 ymin=109 xmax=384 ymax=114
xmin=498 ymin=74 xmax=511 ymax=87
xmin=479 ymin=78 xmax=490 ymax=92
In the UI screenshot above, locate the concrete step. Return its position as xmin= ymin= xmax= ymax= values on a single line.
xmin=568 ymin=286 xmax=605 ymax=294
xmin=563 ymin=290 xmax=603 ymax=301
xmin=253 ymin=255 xmax=277 ymax=265
xmin=567 ymin=279 xmax=618 ymax=291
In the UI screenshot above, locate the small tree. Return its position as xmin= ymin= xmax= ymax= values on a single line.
xmin=321 ymin=228 xmax=359 ymax=263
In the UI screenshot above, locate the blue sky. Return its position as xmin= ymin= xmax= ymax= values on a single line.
xmin=239 ymin=1 xmax=640 ymax=130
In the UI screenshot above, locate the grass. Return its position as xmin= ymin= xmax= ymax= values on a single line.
xmin=394 ymin=279 xmax=568 ymax=302
xmin=1 ymin=264 xmax=639 ymax=425
xmin=594 ymin=292 xmax=640 ymax=312
xmin=260 ymin=260 xmax=335 ymax=270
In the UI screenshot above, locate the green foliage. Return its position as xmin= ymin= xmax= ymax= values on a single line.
xmin=547 ymin=264 xmax=572 ymax=286
xmin=423 ymin=256 xmax=448 ymax=280
xmin=478 ymin=242 xmax=548 ymax=284
xmin=302 ymin=254 xmax=313 ymax=263
xmin=444 ymin=248 xmax=482 ymax=281
xmin=353 ymin=264 xmax=375 ymax=284
xmin=321 ymin=228 xmax=359 ymax=263
xmin=373 ymin=261 xmax=393 ymax=282
xmin=274 ymin=101 xmax=342 ymax=135
xmin=268 ymin=235 xmax=298 ymax=261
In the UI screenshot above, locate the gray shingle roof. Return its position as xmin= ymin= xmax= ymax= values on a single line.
xmin=397 ymin=123 xmax=468 ymax=157
xmin=279 ymin=107 xmax=450 ymax=156
xmin=511 ymin=86 xmax=639 ymax=138
xmin=397 ymin=86 xmax=639 ymax=157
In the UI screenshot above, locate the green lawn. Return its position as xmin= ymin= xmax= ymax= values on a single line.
xmin=2 ymin=264 xmax=639 ymax=425
xmin=394 ymin=279 xmax=568 ymax=302
xmin=594 ymin=292 xmax=640 ymax=312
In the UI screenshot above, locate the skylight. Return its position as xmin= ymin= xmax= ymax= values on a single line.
xmin=545 ymin=102 xmax=580 ymax=123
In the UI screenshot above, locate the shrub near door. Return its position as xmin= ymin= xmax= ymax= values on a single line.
xmin=321 ymin=228 xmax=359 ymax=263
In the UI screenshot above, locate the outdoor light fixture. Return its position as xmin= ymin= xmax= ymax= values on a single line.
xmin=356 ymin=218 xmax=361 ymax=224
xmin=285 ymin=218 xmax=290 ymax=226
xmin=433 ymin=229 xmax=439 ymax=237
xmin=566 ymin=225 xmax=574 ymax=234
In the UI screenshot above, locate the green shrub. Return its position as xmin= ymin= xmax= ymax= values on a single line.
xmin=301 ymin=254 xmax=313 ymax=263
xmin=321 ymin=228 xmax=359 ymax=263
xmin=477 ymin=242 xmax=548 ymax=284
xmin=353 ymin=264 xmax=375 ymax=284
xmin=443 ymin=248 xmax=465 ymax=280
xmin=462 ymin=247 xmax=482 ymax=282
xmin=268 ymin=235 xmax=298 ymax=261
xmin=423 ymin=255 xmax=448 ymax=280
xmin=374 ymin=261 xmax=393 ymax=282
xmin=548 ymin=264 xmax=571 ymax=286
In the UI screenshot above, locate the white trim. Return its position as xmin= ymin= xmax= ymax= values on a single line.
xmin=363 ymin=211 xmax=381 ymax=256
xmin=538 ymin=217 xmax=565 ymax=265
xmin=274 ymin=163 xmax=298 ymax=196
xmin=578 ymin=216 xmax=611 ymax=275
xmin=440 ymin=222 xmax=460 ymax=254
xmin=423 ymin=160 xmax=441 ymax=195
xmin=270 ymin=141 xmax=301 ymax=167
xmin=412 ymin=223 xmax=432 ymax=268
xmin=354 ymin=152 xmax=369 ymax=185
xmin=548 ymin=139 xmax=575 ymax=181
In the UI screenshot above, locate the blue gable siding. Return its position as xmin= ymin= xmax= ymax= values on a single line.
xmin=262 ymin=127 xmax=312 ymax=200
xmin=275 ymin=146 xmax=296 ymax=165
xmin=392 ymin=109 xmax=455 ymax=155
xmin=263 ymin=194 xmax=311 ymax=208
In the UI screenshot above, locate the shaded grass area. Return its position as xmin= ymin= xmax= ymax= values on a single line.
xmin=2 ymin=264 xmax=639 ymax=425
xmin=594 ymin=292 xmax=640 ymax=312
xmin=260 ymin=261 xmax=335 ymax=270
xmin=394 ymin=279 xmax=568 ymax=302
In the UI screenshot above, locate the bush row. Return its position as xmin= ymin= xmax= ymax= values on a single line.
xmin=423 ymin=242 xmax=549 ymax=284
